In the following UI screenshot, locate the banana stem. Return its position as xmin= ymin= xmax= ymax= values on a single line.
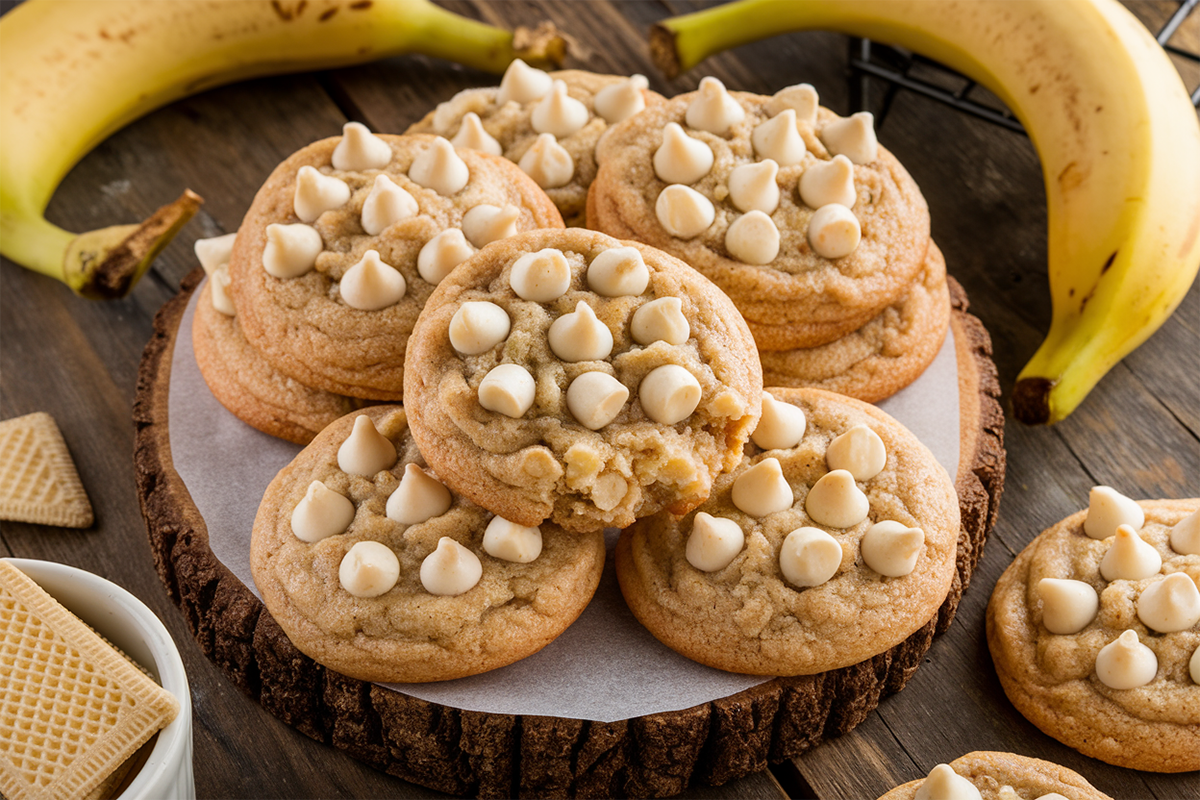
xmin=410 ymin=3 xmax=563 ymax=72
xmin=651 ymin=0 xmax=786 ymax=78
xmin=0 ymin=212 xmax=75 ymax=280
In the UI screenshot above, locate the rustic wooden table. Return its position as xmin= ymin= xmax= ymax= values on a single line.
xmin=1 ymin=1 xmax=1197 ymax=798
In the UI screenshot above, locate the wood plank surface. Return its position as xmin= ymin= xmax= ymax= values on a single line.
xmin=1 ymin=1 xmax=1197 ymax=798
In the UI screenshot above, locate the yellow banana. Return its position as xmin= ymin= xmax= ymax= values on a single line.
xmin=0 ymin=0 xmax=565 ymax=299
xmin=650 ymin=0 xmax=1200 ymax=425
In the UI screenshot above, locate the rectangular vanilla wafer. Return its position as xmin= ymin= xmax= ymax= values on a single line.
xmin=0 ymin=561 xmax=179 ymax=800
xmin=0 ymin=413 xmax=93 ymax=527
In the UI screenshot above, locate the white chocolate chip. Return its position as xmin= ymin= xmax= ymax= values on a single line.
xmin=914 ymin=765 xmax=981 ymax=800
xmin=385 ymin=463 xmax=452 ymax=525
xmin=337 ymin=414 xmax=398 ymax=476
xmin=195 ymin=232 xmax=237 ymax=275
xmin=727 ymin=159 xmax=780 ymax=214
xmin=1169 ymin=509 xmax=1200 ymax=555
xmin=332 ymin=121 xmax=393 ymax=171
xmin=751 ymin=109 xmax=806 ymax=166
xmin=549 ymin=301 xmax=613 ymax=362
xmin=725 ymin=210 xmax=780 ymax=265
xmin=751 ymin=392 xmax=806 ymax=450
xmin=496 ymin=58 xmax=552 ymax=105
xmin=1084 ymin=485 xmax=1145 ymax=540
xmin=339 ymin=541 xmax=400 ymax=598
xmin=594 ymin=74 xmax=648 ymax=124
xmin=807 ymin=204 xmax=861 ymax=259
xmin=1191 ymin=644 xmax=1200 ymax=685
xmin=779 ymin=527 xmax=842 ymax=588
xmin=805 ymin=469 xmax=869 ymax=528
xmin=766 ymin=83 xmax=819 ymax=125
xmin=1136 ymin=572 xmax=1200 ymax=633
xmin=820 ymin=111 xmax=878 ymax=165
xmin=531 ymin=79 xmax=589 ymax=138
xmin=860 ymin=520 xmax=924 ymax=577
xmin=1099 ymin=524 xmax=1162 ymax=581
xmin=518 ymin=132 xmax=575 ymax=189
xmin=482 ymin=516 xmax=543 ymax=563
xmin=1095 ymin=629 xmax=1157 ymax=689
xmin=210 ymin=266 xmax=236 ymax=317
xmin=420 ymin=537 xmax=482 ymax=596
xmin=408 ymin=137 xmax=469 ymax=196
xmin=825 ymin=424 xmax=887 ymax=480
xmin=1034 ymin=794 xmax=1070 ymax=800
xmin=653 ymin=122 xmax=714 ymax=185
xmin=587 ymin=246 xmax=649 ymax=297
xmin=638 ymin=364 xmax=701 ymax=425
xmin=339 ymin=249 xmax=406 ymax=311
xmin=731 ymin=457 xmax=793 ymax=517
xmin=449 ymin=301 xmax=511 ymax=355
xmin=294 ymin=165 xmax=351 ymax=223
xmin=290 ymin=480 xmax=355 ymax=543
xmin=799 ymin=155 xmax=856 ymax=209
xmin=262 ymin=222 xmax=322 ymax=279
xmin=685 ymin=512 xmax=744 ymax=572
xmin=566 ymin=371 xmax=629 ymax=430
xmin=1037 ymin=578 xmax=1099 ymax=634
xmin=418 ymin=228 xmax=476 ymax=285
xmin=685 ymin=76 xmax=744 ymax=135
xmin=450 ymin=112 xmax=503 ymax=156
xmin=630 ymin=297 xmax=690 ymax=346
xmin=655 ymin=184 xmax=715 ymax=239
xmin=361 ymin=174 xmax=418 ymax=236
xmin=478 ymin=363 xmax=536 ymax=418
xmin=462 ymin=203 xmax=521 ymax=248
xmin=509 ymin=247 xmax=571 ymax=302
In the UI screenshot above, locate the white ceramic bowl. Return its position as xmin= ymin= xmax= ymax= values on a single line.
xmin=5 ymin=558 xmax=195 ymax=800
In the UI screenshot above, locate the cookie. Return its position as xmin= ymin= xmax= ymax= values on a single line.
xmin=588 ymin=78 xmax=931 ymax=349
xmin=403 ymin=227 xmax=763 ymax=533
xmin=615 ymin=387 xmax=960 ymax=676
xmin=408 ymin=64 xmax=664 ymax=226
xmin=877 ymin=751 xmax=1112 ymax=800
xmin=758 ymin=240 xmax=950 ymax=403
xmin=987 ymin=491 xmax=1200 ymax=773
xmin=250 ymin=406 xmax=606 ymax=683
xmin=228 ymin=129 xmax=564 ymax=401
xmin=0 ymin=412 xmax=93 ymax=528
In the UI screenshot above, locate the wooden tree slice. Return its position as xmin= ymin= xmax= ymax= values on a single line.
xmin=134 ymin=269 xmax=1004 ymax=798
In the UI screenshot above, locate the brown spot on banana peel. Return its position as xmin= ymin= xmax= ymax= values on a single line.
xmin=1078 ymin=251 xmax=1118 ymax=312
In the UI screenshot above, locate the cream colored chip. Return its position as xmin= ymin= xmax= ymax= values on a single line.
xmin=766 ymin=83 xmax=818 ymax=124
xmin=731 ymin=457 xmax=793 ymax=517
xmin=685 ymin=512 xmax=745 ymax=572
xmin=750 ymin=391 xmax=806 ymax=450
xmin=779 ymin=526 xmax=841 ymax=588
xmin=1136 ymin=572 xmax=1200 ymax=633
xmin=1036 ymin=578 xmax=1099 ymax=635
xmin=1169 ymin=509 xmax=1200 ymax=555
xmin=860 ymin=520 xmax=924 ymax=577
xmin=653 ymin=122 xmax=714 ymax=185
xmin=337 ymin=414 xmax=398 ymax=477
xmin=385 ymin=463 xmax=453 ymax=525
xmin=805 ymin=469 xmax=869 ymax=528
xmin=195 ymin=232 xmax=237 ymax=275
xmin=1191 ymin=644 xmax=1200 ymax=685
xmin=462 ymin=203 xmax=520 ymax=248
xmin=510 ymin=247 xmax=572 ymax=302
xmin=420 ymin=537 xmax=482 ymax=596
xmin=496 ymin=58 xmax=552 ymax=105
xmin=638 ymin=364 xmax=702 ymax=425
xmin=799 ymin=154 xmax=856 ymax=209
xmin=1099 ymin=524 xmax=1162 ymax=581
xmin=594 ymin=74 xmax=648 ymax=124
xmin=1085 ymin=485 xmax=1145 ymax=540
xmin=339 ymin=249 xmax=406 ymax=311
xmin=518 ymin=132 xmax=575 ymax=189
xmin=478 ymin=363 xmax=536 ymax=418
xmin=656 ymin=184 xmax=715 ymax=239
xmin=914 ymin=764 xmax=982 ymax=800
xmin=418 ymin=228 xmax=476 ymax=285
xmin=825 ymin=423 xmax=887 ymax=480
xmin=290 ymin=480 xmax=355 ymax=543
xmin=408 ymin=136 xmax=470 ymax=196
xmin=725 ymin=210 xmax=779 ymax=265
xmin=450 ymin=112 xmax=503 ymax=156
xmin=1095 ymin=629 xmax=1157 ymax=689
xmin=685 ymin=76 xmax=744 ymax=135
xmin=332 ymin=121 xmax=393 ymax=171
xmin=587 ymin=246 xmax=650 ymax=297
xmin=751 ymin=109 xmax=806 ymax=166
xmin=262 ymin=222 xmax=322 ymax=279
xmin=210 ymin=266 xmax=235 ymax=317
xmin=820 ymin=111 xmax=878 ymax=165
xmin=549 ymin=301 xmax=614 ymax=362
xmin=630 ymin=296 xmax=689 ymax=346
xmin=449 ymin=301 xmax=511 ymax=355
xmin=482 ymin=516 xmax=543 ymax=563
xmin=531 ymin=79 xmax=589 ymax=138
xmin=727 ymin=159 xmax=780 ymax=214
xmin=294 ymin=165 xmax=351 ymax=223
xmin=340 ymin=540 xmax=400 ymax=598
xmin=807 ymin=203 xmax=861 ymax=259
xmin=361 ymin=174 xmax=418 ymax=235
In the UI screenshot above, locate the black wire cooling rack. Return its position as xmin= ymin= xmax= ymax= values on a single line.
xmin=849 ymin=0 xmax=1200 ymax=133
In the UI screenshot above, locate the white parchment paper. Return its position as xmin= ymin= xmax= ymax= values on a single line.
xmin=169 ymin=283 xmax=958 ymax=723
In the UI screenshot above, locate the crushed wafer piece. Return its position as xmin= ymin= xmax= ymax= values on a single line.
xmin=0 ymin=413 xmax=93 ymax=527
xmin=0 ymin=561 xmax=179 ymax=800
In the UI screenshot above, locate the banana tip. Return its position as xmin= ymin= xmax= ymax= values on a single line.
xmin=649 ymin=23 xmax=682 ymax=79
xmin=1012 ymin=377 xmax=1053 ymax=425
